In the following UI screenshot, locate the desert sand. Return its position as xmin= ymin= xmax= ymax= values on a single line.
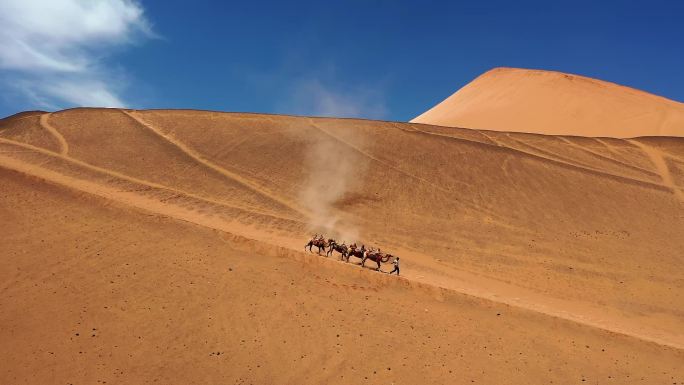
xmin=1 ymin=107 xmax=683 ymax=384
xmin=412 ymin=67 xmax=684 ymax=138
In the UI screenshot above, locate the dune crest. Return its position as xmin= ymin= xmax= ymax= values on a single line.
xmin=412 ymin=67 xmax=684 ymax=138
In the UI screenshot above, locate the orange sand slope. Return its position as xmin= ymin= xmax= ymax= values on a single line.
xmin=412 ymin=67 xmax=684 ymax=138
xmin=1 ymin=108 xmax=683 ymax=384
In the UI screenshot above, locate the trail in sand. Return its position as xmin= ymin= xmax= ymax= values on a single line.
xmin=122 ymin=109 xmax=309 ymax=218
xmin=629 ymin=139 xmax=684 ymax=202
xmin=39 ymin=113 xmax=69 ymax=155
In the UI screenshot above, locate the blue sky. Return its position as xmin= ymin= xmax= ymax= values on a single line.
xmin=1 ymin=0 xmax=683 ymax=120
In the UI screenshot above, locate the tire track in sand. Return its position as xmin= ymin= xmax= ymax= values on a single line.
xmin=121 ymin=109 xmax=309 ymax=219
xmin=0 ymin=149 xmax=681 ymax=350
xmin=557 ymin=136 xmax=656 ymax=177
xmin=502 ymin=133 xmax=674 ymax=190
xmin=393 ymin=123 xmax=673 ymax=197
xmin=0 ymin=137 xmax=301 ymax=223
xmin=39 ymin=113 xmax=69 ymax=156
xmin=0 ymin=152 xmax=302 ymax=256
xmin=629 ymin=139 xmax=684 ymax=202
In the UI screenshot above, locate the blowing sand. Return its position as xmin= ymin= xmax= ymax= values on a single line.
xmin=1 ymin=108 xmax=683 ymax=384
xmin=412 ymin=67 xmax=684 ymax=138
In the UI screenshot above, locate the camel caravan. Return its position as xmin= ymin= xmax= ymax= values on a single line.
xmin=305 ymin=234 xmax=400 ymax=275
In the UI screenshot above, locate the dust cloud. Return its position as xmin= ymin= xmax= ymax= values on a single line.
xmin=298 ymin=124 xmax=368 ymax=244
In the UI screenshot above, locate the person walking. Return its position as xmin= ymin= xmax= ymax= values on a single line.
xmin=389 ymin=257 xmax=400 ymax=275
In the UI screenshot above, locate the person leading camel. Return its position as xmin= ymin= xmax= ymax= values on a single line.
xmin=389 ymin=257 xmax=400 ymax=275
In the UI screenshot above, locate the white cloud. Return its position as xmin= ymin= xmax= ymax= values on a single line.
xmin=281 ymin=78 xmax=387 ymax=119
xmin=43 ymin=77 xmax=126 ymax=107
xmin=0 ymin=0 xmax=152 ymax=109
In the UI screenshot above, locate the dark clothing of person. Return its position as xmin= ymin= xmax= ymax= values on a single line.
xmin=389 ymin=259 xmax=400 ymax=275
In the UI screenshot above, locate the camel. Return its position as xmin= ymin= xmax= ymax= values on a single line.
xmin=344 ymin=244 xmax=366 ymax=263
xmin=306 ymin=239 xmax=396 ymax=273
xmin=361 ymin=250 xmax=391 ymax=271
xmin=305 ymin=237 xmax=331 ymax=254
xmin=327 ymin=241 xmax=348 ymax=260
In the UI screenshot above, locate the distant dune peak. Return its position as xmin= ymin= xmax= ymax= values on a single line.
xmin=412 ymin=67 xmax=684 ymax=138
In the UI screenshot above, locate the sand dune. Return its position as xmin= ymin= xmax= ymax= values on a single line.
xmin=412 ymin=67 xmax=684 ymax=138
xmin=1 ymin=108 xmax=683 ymax=384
